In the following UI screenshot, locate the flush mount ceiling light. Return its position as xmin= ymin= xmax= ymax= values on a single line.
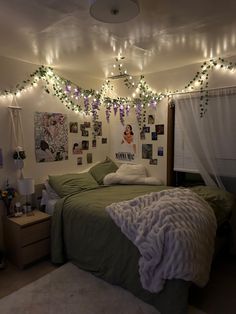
xmin=89 ymin=0 xmax=140 ymax=23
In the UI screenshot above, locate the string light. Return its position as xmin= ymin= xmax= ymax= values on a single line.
xmin=0 ymin=57 xmax=235 ymax=125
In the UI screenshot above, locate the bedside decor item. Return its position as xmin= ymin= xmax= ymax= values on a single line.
xmin=17 ymin=178 xmax=35 ymax=215
xmin=0 ymin=181 xmax=17 ymax=216
xmin=9 ymin=104 xmax=26 ymax=178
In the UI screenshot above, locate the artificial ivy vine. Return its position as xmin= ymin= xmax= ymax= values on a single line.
xmin=0 ymin=57 xmax=235 ymax=131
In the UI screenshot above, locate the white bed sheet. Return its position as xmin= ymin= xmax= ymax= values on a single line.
xmin=41 ymin=189 xmax=60 ymax=215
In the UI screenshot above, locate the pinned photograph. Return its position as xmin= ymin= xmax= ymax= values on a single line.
xmin=72 ymin=142 xmax=82 ymax=154
xmin=142 ymin=144 xmax=153 ymax=159
xmin=82 ymin=140 xmax=89 ymax=150
xmin=140 ymin=130 xmax=145 ymax=140
xmin=82 ymin=129 xmax=89 ymax=137
xmin=77 ymin=157 xmax=82 ymax=165
xmin=156 ymin=124 xmax=164 ymax=135
xmin=158 ymin=146 xmax=164 ymax=156
xmin=151 ymin=132 xmax=158 ymax=141
xmin=93 ymin=121 xmax=102 ymax=136
xmin=87 ymin=153 xmax=93 ymax=164
xmin=92 ymin=139 xmax=97 ymax=148
xmin=143 ymin=126 xmax=150 ymax=133
xmin=84 ymin=121 xmax=91 ymax=128
xmin=102 ymin=138 xmax=107 ymax=144
xmin=69 ymin=122 xmax=78 ymax=133
xmin=148 ymin=114 xmax=155 ymax=124
xmin=149 ymin=158 xmax=158 ymax=165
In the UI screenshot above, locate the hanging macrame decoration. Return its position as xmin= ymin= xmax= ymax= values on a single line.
xmin=9 ymin=96 xmax=26 ymax=178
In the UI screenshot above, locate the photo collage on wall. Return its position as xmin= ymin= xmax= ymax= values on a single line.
xmin=34 ymin=112 xmax=105 ymax=166
xmin=70 ymin=120 xmax=105 ymax=166
xmin=140 ymin=114 xmax=165 ymax=166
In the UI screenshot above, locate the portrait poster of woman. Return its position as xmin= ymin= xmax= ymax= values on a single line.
xmin=110 ymin=122 xmax=139 ymax=163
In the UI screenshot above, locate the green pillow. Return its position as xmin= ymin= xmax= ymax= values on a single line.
xmin=48 ymin=172 xmax=99 ymax=197
xmin=191 ymin=185 xmax=236 ymax=225
xmin=89 ymin=157 xmax=118 ymax=185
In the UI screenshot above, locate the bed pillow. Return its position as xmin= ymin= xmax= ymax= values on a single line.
xmin=48 ymin=172 xmax=99 ymax=197
xmin=89 ymin=157 xmax=118 ymax=185
xmin=191 ymin=185 xmax=236 ymax=225
xmin=116 ymin=163 xmax=147 ymax=177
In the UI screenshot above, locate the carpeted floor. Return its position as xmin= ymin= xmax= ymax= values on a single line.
xmin=0 ymin=262 xmax=205 ymax=314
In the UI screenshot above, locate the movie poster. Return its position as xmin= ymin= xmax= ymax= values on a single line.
xmin=34 ymin=112 xmax=68 ymax=162
xmin=111 ymin=123 xmax=139 ymax=162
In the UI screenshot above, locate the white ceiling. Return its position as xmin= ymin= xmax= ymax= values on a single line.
xmin=1 ymin=0 xmax=236 ymax=79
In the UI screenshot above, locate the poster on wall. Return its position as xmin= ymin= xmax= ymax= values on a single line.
xmin=111 ymin=123 xmax=139 ymax=162
xmin=34 ymin=112 xmax=68 ymax=162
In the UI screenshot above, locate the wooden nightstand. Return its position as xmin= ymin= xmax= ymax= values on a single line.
xmin=4 ymin=210 xmax=51 ymax=269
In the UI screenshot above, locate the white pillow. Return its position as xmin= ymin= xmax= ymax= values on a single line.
xmin=117 ymin=163 xmax=147 ymax=177
xmin=44 ymin=180 xmax=60 ymax=199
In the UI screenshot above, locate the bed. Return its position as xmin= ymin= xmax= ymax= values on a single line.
xmin=44 ymin=159 xmax=236 ymax=314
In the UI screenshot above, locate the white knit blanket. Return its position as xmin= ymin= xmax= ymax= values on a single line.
xmin=106 ymin=188 xmax=217 ymax=293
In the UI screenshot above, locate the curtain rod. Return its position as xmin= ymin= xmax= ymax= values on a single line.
xmin=171 ymin=84 xmax=236 ymax=96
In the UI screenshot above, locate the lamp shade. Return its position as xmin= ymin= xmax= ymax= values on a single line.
xmin=17 ymin=178 xmax=35 ymax=195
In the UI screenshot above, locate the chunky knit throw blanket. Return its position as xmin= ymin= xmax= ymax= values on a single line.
xmin=106 ymin=188 xmax=217 ymax=293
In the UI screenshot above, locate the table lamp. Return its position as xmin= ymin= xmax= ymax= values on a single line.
xmin=17 ymin=178 xmax=35 ymax=215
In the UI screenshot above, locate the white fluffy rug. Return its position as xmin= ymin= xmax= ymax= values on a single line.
xmin=0 ymin=263 xmax=206 ymax=314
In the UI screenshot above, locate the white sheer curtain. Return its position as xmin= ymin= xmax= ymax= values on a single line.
xmin=174 ymin=87 xmax=236 ymax=190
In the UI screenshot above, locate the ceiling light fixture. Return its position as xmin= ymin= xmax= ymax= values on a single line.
xmin=89 ymin=0 xmax=140 ymax=23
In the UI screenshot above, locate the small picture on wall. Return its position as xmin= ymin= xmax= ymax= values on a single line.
xmin=143 ymin=126 xmax=150 ymax=133
xmin=82 ymin=140 xmax=89 ymax=150
xmin=156 ymin=124 xmax=164 ymax=135
xmin=142 ymin=144 xmax=153 ymax=159
xmin=87 ymin=153 xmax=93 ymax=164
xmin=72 ymin=143 xmax=83 ymax=154
xmin=0 ymin=148 xmax=3 ymax=168
xmin=148 ymin=115 xmax=155 ymax=124
xmin=80 ymin=124 xmax=85 ymax=131
xmin=82 ymin=129 xmax=89 ymax=137
xmin=102 ymin=138 xmax=107 ymax=144
xmin=93 ymin=121 xmax=102 ymax=136
xmin=149 ymin=158 xmax=158 ymax=165
xmin=151 ymin=132 xmax=158 ymax=141
xmin=92 ymin=139 xmax=97 ymax=148
xmin=77 ymin=157 xmax=82 ymax=165
xmin=158 ymin=146 xmax=164 ymax=156
xmin=140 ymin=130 xmax=145 ymax=140
xmin=69 ymin=122 xmax=78 ymax=133
xmin=84 ymin=121 xmax=91 ymax=128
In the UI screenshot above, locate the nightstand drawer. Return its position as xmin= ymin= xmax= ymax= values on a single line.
xmin=21 ymin=220 xmax=51 ymax=246
xmin=21 ymin=238 xmax=50 ymax=266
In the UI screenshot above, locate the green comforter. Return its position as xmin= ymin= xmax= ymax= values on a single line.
xmin=51 ymin=185 xmax=190 ymax=314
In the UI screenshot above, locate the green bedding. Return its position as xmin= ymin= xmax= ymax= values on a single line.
xmin=51 ymin=185 xmax=189 ymax=314
xmin=51 ymin=184 xmax=235 ymax=314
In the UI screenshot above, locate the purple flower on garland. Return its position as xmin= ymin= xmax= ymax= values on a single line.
xmin=149 ymin=99 xmax=157 ymax=109
xmin=74 ymin=88 xmax=81 ymax=98
xmin=65 ymin=84 xmax=72 ymax=94
xmin=119 ymin=105 xmax=125 ymax=125
xmin=125 ymin=105 xmax=130 ymax=116
xmin=84 ymin=97 xmax=90 ymax=114
xmin=113 ymin=103 xmax=118 ymax=116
